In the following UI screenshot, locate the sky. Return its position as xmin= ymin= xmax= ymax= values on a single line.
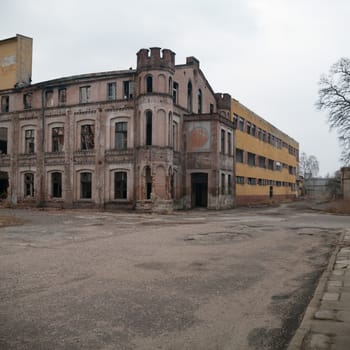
xmin=1 ymin=0 xmax=349 ymax=176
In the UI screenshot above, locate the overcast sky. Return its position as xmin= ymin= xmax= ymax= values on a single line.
xmin=1 ymin=0 xmax=348 ymax=176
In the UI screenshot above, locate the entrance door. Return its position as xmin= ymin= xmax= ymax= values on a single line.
xmin=0 ymin=172 xmax=9 ymax=199
xmin=191 ymin=173 xmax=208 ymax=208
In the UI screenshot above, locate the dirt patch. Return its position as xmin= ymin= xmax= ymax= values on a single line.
xmin=0 ymin=216 xmax=25 ymax=228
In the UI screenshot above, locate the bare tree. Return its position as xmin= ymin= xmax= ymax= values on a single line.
xmin=299 ymin=152 xmax=319 ymax=178
xmin=317 ymin=58 xmax=350 ymax=164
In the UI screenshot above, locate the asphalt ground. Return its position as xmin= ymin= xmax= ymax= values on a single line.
xmin=0 ymin=203 xmax=349 ymax=350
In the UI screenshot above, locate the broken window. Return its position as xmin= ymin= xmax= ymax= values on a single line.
xmin=81 ymin=125 xmax=94 ymax=150
xmin=45 ymin=90 xmax=54 ymax=107
xmin=52 ymin=127 xmax=64 ymax=152
xmin=80 ymin=172 xmax=92 ymax=199
xmin=23 ymin=93 xmax=32 ymax=109
xmin=123 ymin=80 xmax=134 ymax=99
xmin=58 ymin=88 xmax=67 ymax=104
xmin=173 ymin=82 xmax=179 ymax=104
xmin=107 ymin=82 xmax=116 ymax=101
xmin=24 ymin=173 xmax=34 ymax=197
xmin=220 ymin=130 xmax=225 ymax=153
xmin=1 ymin=96 xmax=9 ymax=113
xmin=248 ymin=152 xmax=256 ymax=166
xmin=25 ymin=129 xmax=35 ymax=154
xmin=145 ymin=166 xmax=152 ymax=200
xmin=0 ymin=127 xmax=8 ymax=154
xmin=146 ymin=111 xmax=152 ymax=146
xmin=221 ymin=173 xmax=225 ymax=195
xmin=187 ymin=81 xmax=193 ymax=112
xmin=115 ymin=122 xmax=127 ymax=150
xmin=80 ymin=86 xmax=90 ymax=103
xmin=146 ymin=76 xmax=153 ymax=93
xmin=114 ymin=171 xmax=127 ymax=199
xmin=52 ymin=172 xmax=62 ymax=198
xmin=236 ymin=148 xmax=244 ymax=163
xmin=198 ymin=89 xmax=202 ymax=114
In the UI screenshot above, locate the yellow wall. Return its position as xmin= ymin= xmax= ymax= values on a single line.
xmin=0 ymin=35 xmax=32 ymax=90
xmin=232 ymin=99 xmax=299 ymax=200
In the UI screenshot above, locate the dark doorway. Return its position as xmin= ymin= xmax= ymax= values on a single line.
xmin=191 ymin=173 xmax=208 ymax=208
xmin=269 ymin=186 xmax=273 ymax=198
xmin=0 ymin=172 xmax=9 ymax=199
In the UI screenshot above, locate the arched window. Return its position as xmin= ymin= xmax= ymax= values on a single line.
xmin=52 ymin=172 xmax=62 ymax=198
xmin=187 ymin=81 xmax=193 ymax=112
xmin=168 ymin=77 xmax=173 ymax=94
xmin=81 ymin=125 xmax=94 ymax=150
xmin=146 ymin=76 xmax=153 ymax=93
xmin=146 ymin=111 xmax=152 ymax=145
xmin=198 ymin=89 xmax=202 ymax=114
xmin=145 ymin=166 xmax=152 ymax=200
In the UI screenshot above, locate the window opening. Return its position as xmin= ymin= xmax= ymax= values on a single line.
xmin=187 ymin=81 xmax=193 ymax=112
xmin=173 ymin=82 xmax=179 ymax=104
xmin=236 ymin=148 xmax=244 ymax=163
xmin=52 ymin=172 xmax=62 ymax=198
xmin=221 ymin=129 xmax=225 ymax=153
xmin=114 ymin=171 xmax=127 ymax=199
xmin=52 ymin=127 xmax=64 ymax=152
xmin=25 ymin=129 xmax=35 ymax=154
xmin=80 ymin=86 xmax=90 ymax=103
xmin=107 ymin=82 xmax=116 ymax=101
xmin=146 ymin=111 xmax=152 ymax=146
xmin=0 ymin=128 xmax=8 ymax=154
xmin=123 ymin=80 xmax=134 ymax=99
xmin=145 ymin=166 xmax=152 ymax=199
xmin=221 ymin=173 xmax=225 ymax=195
xmin=1 ymin=96 xmax=9 ymax=113
xmin=198 ymin=89 xmax=202 ymax=113
xmin=115 ymin=122 xmax=127 ymax=150
xmin=58 ymin=88 xmax=67 ymax=104
xmin=24 ymin=173 xmax=34 ymax=197
xmin=81 ymin=125 xmax=94 ymax=150
xmin=80 ymin=172 xmax=92 ymax=199
xmin=146 ymin=76 xmax=153 ymax=93
xmin=23 ymin=93 xmax=32 ymax=109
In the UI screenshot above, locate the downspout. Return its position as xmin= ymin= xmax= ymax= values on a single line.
xmin=39 ymin=87 xmax=46 ymax=206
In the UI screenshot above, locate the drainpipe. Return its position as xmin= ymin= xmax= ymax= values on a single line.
xmin=39 ymin=87 xmax=46 ymax=207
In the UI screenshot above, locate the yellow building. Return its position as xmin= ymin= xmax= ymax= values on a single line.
xmin=0 ymin=34 xmax=32 ymax=91
xmin=232 ymin=98 xmax=299 ymax=205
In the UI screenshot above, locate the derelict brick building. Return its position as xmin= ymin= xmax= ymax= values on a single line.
xmin=0 ymin=35 xmax=235 ymax=211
